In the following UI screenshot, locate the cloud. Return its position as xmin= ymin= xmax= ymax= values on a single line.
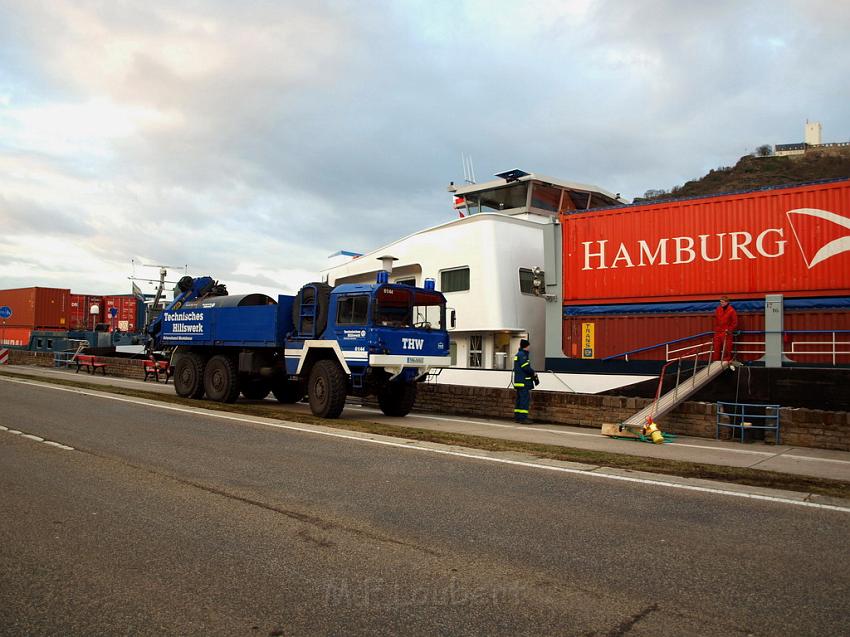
xmin=0 ymin=0 xmax=848 ymax=299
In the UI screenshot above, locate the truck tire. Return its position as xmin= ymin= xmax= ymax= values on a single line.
xmin=377 ymin=382 xmax=418 ymax=417
xmin=308 ymin=360 xmax=347 ymax=418
xmin=204 ymin=355 xmax=240 ymax=403
xmin=174 ymin=352 xmax=206 ymax=399
xmin=272 ymin=378 xmax=305 ymax=404
xmin=241 ymin=378 xmax=271 ymax=400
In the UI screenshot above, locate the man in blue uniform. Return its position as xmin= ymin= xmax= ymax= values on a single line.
xmin=513 ymin=339 xmax=539 ymax=423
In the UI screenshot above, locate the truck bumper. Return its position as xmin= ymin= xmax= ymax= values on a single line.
xmin=369 ymin=354 xmax=452 ymax=380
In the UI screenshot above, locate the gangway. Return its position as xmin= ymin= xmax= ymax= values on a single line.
xmin=603 ymin=338 xmax=729 ymax=443
xmin=54 ymin=340 xmax=89 ymax=368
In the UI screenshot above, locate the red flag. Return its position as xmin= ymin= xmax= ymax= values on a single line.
xmin=454 ymin=196 xmax=466 ymax=218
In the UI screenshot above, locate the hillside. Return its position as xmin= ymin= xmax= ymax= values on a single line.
xmin=639 ymin=146 xmax=850 ymax=201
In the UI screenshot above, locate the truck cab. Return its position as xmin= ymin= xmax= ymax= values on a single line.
xmin=317 ymin=281 xmax=448 ymax=374
xmin=283 ymin=278 xmax=451 ymax=416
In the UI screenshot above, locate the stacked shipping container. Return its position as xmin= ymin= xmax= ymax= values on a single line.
xmin=68 ymin=294 xmax=104 ymax=330
xmin=0 ymin=286 xmax=147 ymax=347
xmin=102 ymin=295 xmax=140 ymax=332
xmin=560 ymin=179 xmax=850 ymax=363
xmin=0 ymin=287 xmax=70 ymax=347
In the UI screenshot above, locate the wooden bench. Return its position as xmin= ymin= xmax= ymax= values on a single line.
xmin=74 ymin=354 xmax=108 ymax=375
xmin=143 ymin=359 xmax=173 ymax=383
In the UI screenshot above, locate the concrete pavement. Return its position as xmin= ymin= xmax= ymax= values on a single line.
xmin=2 ymin=363 xmax=850 ymax=483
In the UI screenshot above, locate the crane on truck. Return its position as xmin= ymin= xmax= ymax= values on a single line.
xmin=145 ymin=267 xmax=451 ymax=419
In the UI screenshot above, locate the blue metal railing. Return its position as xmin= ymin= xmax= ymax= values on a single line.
xmin=716 ymin=401 xmax=781 ymax=444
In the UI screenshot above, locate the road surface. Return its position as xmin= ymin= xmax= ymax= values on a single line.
xmin=1 ymin=379 xmax=848 ymax=635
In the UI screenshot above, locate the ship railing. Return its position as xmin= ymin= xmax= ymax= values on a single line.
xmin=602 ymin=331 xmax=713 ymax=363
xmin=735 ymin=330 xmax=850 ymax=366
xmin=608 ymin=329 xmax=850 ymax=367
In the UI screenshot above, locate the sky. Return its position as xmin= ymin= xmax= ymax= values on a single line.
xmin=1 ymin=0 xmax=848 ymax=298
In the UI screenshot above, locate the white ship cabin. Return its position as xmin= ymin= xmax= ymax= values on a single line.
xmin=321 ymin=170 xmax=623 ymax=372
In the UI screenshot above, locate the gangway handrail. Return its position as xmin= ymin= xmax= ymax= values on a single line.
xmin=649 ymin=341 xmax=716 ymax=421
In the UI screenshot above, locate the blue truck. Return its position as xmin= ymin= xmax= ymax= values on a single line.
xmin=146 ymin=272 xmax=451 ymax=418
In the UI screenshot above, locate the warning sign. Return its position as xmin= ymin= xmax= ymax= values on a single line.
xmin=581 ymin=323 xmax=594 ymax=359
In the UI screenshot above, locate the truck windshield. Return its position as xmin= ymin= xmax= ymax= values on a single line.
xmin=373 ymin=286 xmax=445 ymax=330
xmin=412 ymin=290 xmax=446 ymax=331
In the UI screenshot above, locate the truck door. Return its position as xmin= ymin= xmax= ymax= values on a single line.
xmin=332 ymin=293 xmax=370 ymax=366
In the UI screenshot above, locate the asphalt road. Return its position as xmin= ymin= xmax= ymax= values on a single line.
xmin=1 ymin=379 xmax=849 ymax=636
xmin=6 ymin=365 xmax=850 ymax=482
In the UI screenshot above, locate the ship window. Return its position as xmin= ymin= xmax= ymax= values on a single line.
xmin=567 ymin=191 xmax=593 ymax=210
xmin=469 ymin=334 xmax=483 ymax=368
xmin=519 ymin=268 xmax=544 ymax=295
xmin=468 ymin=182 xmax=529 ymax=212
xmin=440 ymin=267 xmax=470 ymax=293
xmin=336 ymin=295 xmax=369 ymax=326
xmin=530 ymin=184 xmax=561 ymax=212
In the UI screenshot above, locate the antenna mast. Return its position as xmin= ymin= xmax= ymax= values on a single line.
xmin=462 ymin=152 xmax=476 ymax=184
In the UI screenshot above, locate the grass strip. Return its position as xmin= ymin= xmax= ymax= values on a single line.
xmin=3 ymin=368 xmax=850 ymax=501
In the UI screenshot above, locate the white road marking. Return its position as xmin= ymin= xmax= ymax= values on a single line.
xmin=0 ymin=424 xmax=74 ymax=451
xmin=42 ymin=441 xmax=75 ymax=451
xmin=2 ymin=376 xmax=849 ymax=513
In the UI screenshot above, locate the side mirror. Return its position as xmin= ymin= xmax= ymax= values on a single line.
xmin=450 ymin=309 xmax=456 ymax=329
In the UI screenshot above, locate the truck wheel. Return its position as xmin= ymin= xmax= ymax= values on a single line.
xmin=377 ymin=382 xmax=418 ymax=417
xmin=174 ymin=352 xmax=206 ymax=399
xmin=204 ymin=355 xmax=240 ymax=403
xmin=272 ymin=378 xmax=305 ymax=404
xmin=241 ymin=378 xmax=271 ymax=400
xmin=308 ymin=360 xmax=347 ymax=418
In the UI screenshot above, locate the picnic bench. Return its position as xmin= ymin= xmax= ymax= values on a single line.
xmin=73 ymin=354 xmax=108 ymax=375
xmin=143 ymin=359 xmax=173 ymax=383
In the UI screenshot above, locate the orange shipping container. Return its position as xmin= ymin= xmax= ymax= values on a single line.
xmin=0 ymin=326 xmax=32 ymax=347
xmin=69 ymin=294 xmax=87 ymax=330
xmin=561 ymin=179 xmax=850 ymax=304
xmin=0 ymin=287 xmax=69 ymax=329
xmin=102 ymin=295 xmax=139 ymax=332
xmin=69 ymin=294 xmax=104 ymax=330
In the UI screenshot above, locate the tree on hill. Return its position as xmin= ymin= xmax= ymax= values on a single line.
xmin=640 ymin=146 xmax=850 ymax=201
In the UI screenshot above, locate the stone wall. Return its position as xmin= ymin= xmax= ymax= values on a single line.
xmin=413 ymin=383 xmax=850 ymax=452
xmin=5 ymin=350 xmax=850 ymax=451
xmin=8 ymin=349 xmax=148 ymax=379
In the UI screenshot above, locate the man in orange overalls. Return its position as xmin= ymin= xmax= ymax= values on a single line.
xmin=712 ymin=296 xmax=738 ymax=363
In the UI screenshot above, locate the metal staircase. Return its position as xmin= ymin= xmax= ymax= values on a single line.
xmin=621 ymin=360 xmax=727 ymax=428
